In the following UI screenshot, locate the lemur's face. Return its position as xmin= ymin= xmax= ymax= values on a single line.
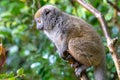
xmin=34 ymin=5 xmax=60 ymax=30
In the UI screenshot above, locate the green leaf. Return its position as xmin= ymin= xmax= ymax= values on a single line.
xmin=0 ymin=73 xmax=7 ymax=79
xmin=8 ymin=77 xmax=16 ymax=80
xmin=105 ymin=9 xmax=113 ymax=21
xmin=17 ymin=68 xmax=24 ymax=76
xmin=7 ymin=72 xmax=14 ymax=78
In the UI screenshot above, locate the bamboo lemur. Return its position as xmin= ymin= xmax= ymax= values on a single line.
xmin=34 ymin=5 xmax=106 ymax=80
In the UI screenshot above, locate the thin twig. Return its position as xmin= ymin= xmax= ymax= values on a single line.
xmin=107 ymin=0 xmax=120 ymax=29
xmin=113 ymin=0 xmax=118 ymax=23
xmin=36 ymin=0 xmax=41 ymax=8
xmin=75 ymin=0 xmax=120 ymax=79
xmin=107 ymin=0 xmax=120 ymax=12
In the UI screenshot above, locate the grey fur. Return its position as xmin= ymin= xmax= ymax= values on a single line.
xmin=35 ymin=5 xmax=106 ymax=80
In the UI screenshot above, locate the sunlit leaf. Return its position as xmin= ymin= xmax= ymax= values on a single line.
xmin=0 ymin=12 xmax=12 ymax=18
xmin=20 ymin=0 xmax=26 ymax=3
xmin=8 ymin=77 xmax=16 ymax=80
xmin=17 ymin=68 xmax=24 ymax=76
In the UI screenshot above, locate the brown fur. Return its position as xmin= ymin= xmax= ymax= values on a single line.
xmin=34 ymin=5 xmax=106 ymax=80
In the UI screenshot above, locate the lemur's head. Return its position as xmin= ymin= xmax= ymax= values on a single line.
xmin=34 ymin=5 xmax=62 ymax=30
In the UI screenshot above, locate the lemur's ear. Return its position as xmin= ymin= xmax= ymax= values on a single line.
xmin=44 ymin=9 xmax=51 ymax=15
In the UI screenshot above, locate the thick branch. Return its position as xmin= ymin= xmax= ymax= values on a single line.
xmin=75 ymin=0 xmax=120 ymax=79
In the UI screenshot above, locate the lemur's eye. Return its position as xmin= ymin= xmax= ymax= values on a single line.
xmin=37 ymin=20 xmax=41 ymax=23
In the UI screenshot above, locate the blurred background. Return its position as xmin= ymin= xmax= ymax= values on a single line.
xmin=0 ymin=0 xmax=120 ymax=80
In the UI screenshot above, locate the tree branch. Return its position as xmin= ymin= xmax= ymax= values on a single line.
xmin=74 ymin=0 xmax=120 ymax=79
xmin=36 ymin=0 xmax=41 ymax=8
xmin=107 ymin=0 xmax=120 ymax=12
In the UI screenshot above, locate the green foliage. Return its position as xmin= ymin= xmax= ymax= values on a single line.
xmin=17 ymin=68 xmax=24 ymax=76
xmin=0 ymin=0 xmax=120 ymax=80
xmin=0 ymin=68 xmax=25 ymax=80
